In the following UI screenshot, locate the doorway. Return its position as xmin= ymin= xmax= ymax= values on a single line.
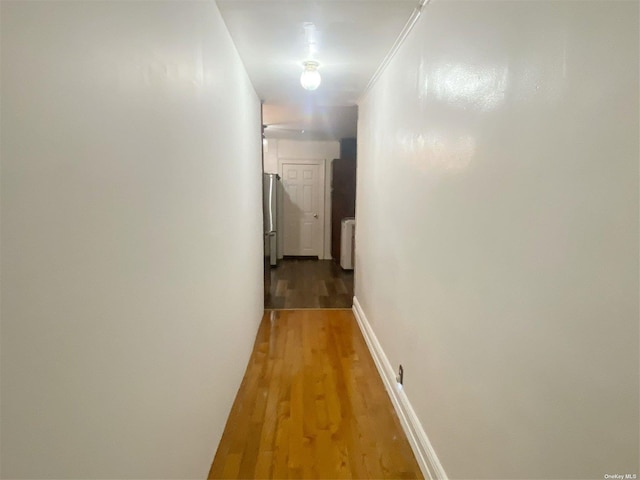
xmin=261 ymin=105 xmax=358 ymax=310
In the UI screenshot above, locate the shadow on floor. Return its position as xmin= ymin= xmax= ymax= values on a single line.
xmin=265 ymin=258 xmax=354 ymax=309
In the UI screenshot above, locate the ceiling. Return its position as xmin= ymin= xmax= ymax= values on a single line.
xmin=216 ymin=0 xmax=418 ymax=140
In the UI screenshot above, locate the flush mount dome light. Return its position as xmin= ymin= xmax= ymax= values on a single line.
xmin=300 ymin=61 xmax=321 ymax=91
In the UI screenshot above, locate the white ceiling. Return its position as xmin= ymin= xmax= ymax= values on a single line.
xmin=216 ymin=0 xmax=418 ymax=140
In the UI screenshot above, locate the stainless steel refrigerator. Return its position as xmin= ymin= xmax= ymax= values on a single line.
xmin=263 ymin=173 xmax=279 ymax=267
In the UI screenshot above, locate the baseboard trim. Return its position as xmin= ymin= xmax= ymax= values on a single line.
xmin=352 ymin=296 xmax=448 ymax=480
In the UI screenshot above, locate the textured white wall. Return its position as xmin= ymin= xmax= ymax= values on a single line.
xmin=356 ymin=1 xmax=639 ymax=478
xmin=0 ymin=1 xmax=263 ymax=478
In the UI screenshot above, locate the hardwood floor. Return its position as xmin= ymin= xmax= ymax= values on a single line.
xmin=209 ymin=310 xmax=423 ymax=480
xmin=265 ymin=259 xmax=354 ymax=309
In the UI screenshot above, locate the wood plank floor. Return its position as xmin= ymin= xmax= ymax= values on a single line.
xmin=209 ymin=310 xmax=423 ymax=480
xmin=265 ymin=259 xmax=354 ymax=309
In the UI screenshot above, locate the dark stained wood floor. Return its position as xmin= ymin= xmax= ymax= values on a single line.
xmin=209 ymin=310 xmax=424 ymax=480
xmin=265 ymin=259 xmax=354 ymax=309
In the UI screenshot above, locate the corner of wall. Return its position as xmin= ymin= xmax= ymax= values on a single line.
xmin=351 ymin=297 xmax=448 ymax=480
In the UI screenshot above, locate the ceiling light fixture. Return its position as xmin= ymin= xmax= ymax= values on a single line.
xmin=300 ymin=61 xmax=321 ymax=91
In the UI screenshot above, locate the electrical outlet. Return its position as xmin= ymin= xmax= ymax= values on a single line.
xmin=396 ymin=364 xmax=404 ymax=385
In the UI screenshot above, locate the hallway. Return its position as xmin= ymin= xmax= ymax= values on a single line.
xmin=209 ymin=310 xmax=422 ymax=479
xmin=1 ymin=0 xmax=638 ymax=478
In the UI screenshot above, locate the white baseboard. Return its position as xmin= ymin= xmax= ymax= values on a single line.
xmin=352 ymin=296 xmax=448 ymax=480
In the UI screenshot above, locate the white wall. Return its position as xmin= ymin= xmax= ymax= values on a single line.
xmin=0 ymin=1 xmax=263 ymax=478
xmin=356 ymin=1 xmax=639 ymax=479
xmin=264 ymin=139 xmax=339 ymax=259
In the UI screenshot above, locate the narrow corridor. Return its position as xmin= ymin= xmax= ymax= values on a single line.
xmin=2 ymin=1 xmax=637 ymax=478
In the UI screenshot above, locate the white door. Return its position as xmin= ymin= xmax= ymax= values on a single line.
xmin=282 ymin=163 xmax=322 ymax=257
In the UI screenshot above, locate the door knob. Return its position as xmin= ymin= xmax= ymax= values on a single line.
xmin=313 ymin=213 xmax=318 ymax=218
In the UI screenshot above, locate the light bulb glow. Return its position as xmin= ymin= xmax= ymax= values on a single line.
xmin=300 ymin=61 xmax=321 ymax=91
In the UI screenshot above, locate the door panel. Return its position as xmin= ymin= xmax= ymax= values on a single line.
xmin=303 ymin=185 xmax=313 ymax=211
xmin=301 ymin=222 xmax=313 ymax=250
xmin=283 ymin=163 xmax=322 ymax=257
